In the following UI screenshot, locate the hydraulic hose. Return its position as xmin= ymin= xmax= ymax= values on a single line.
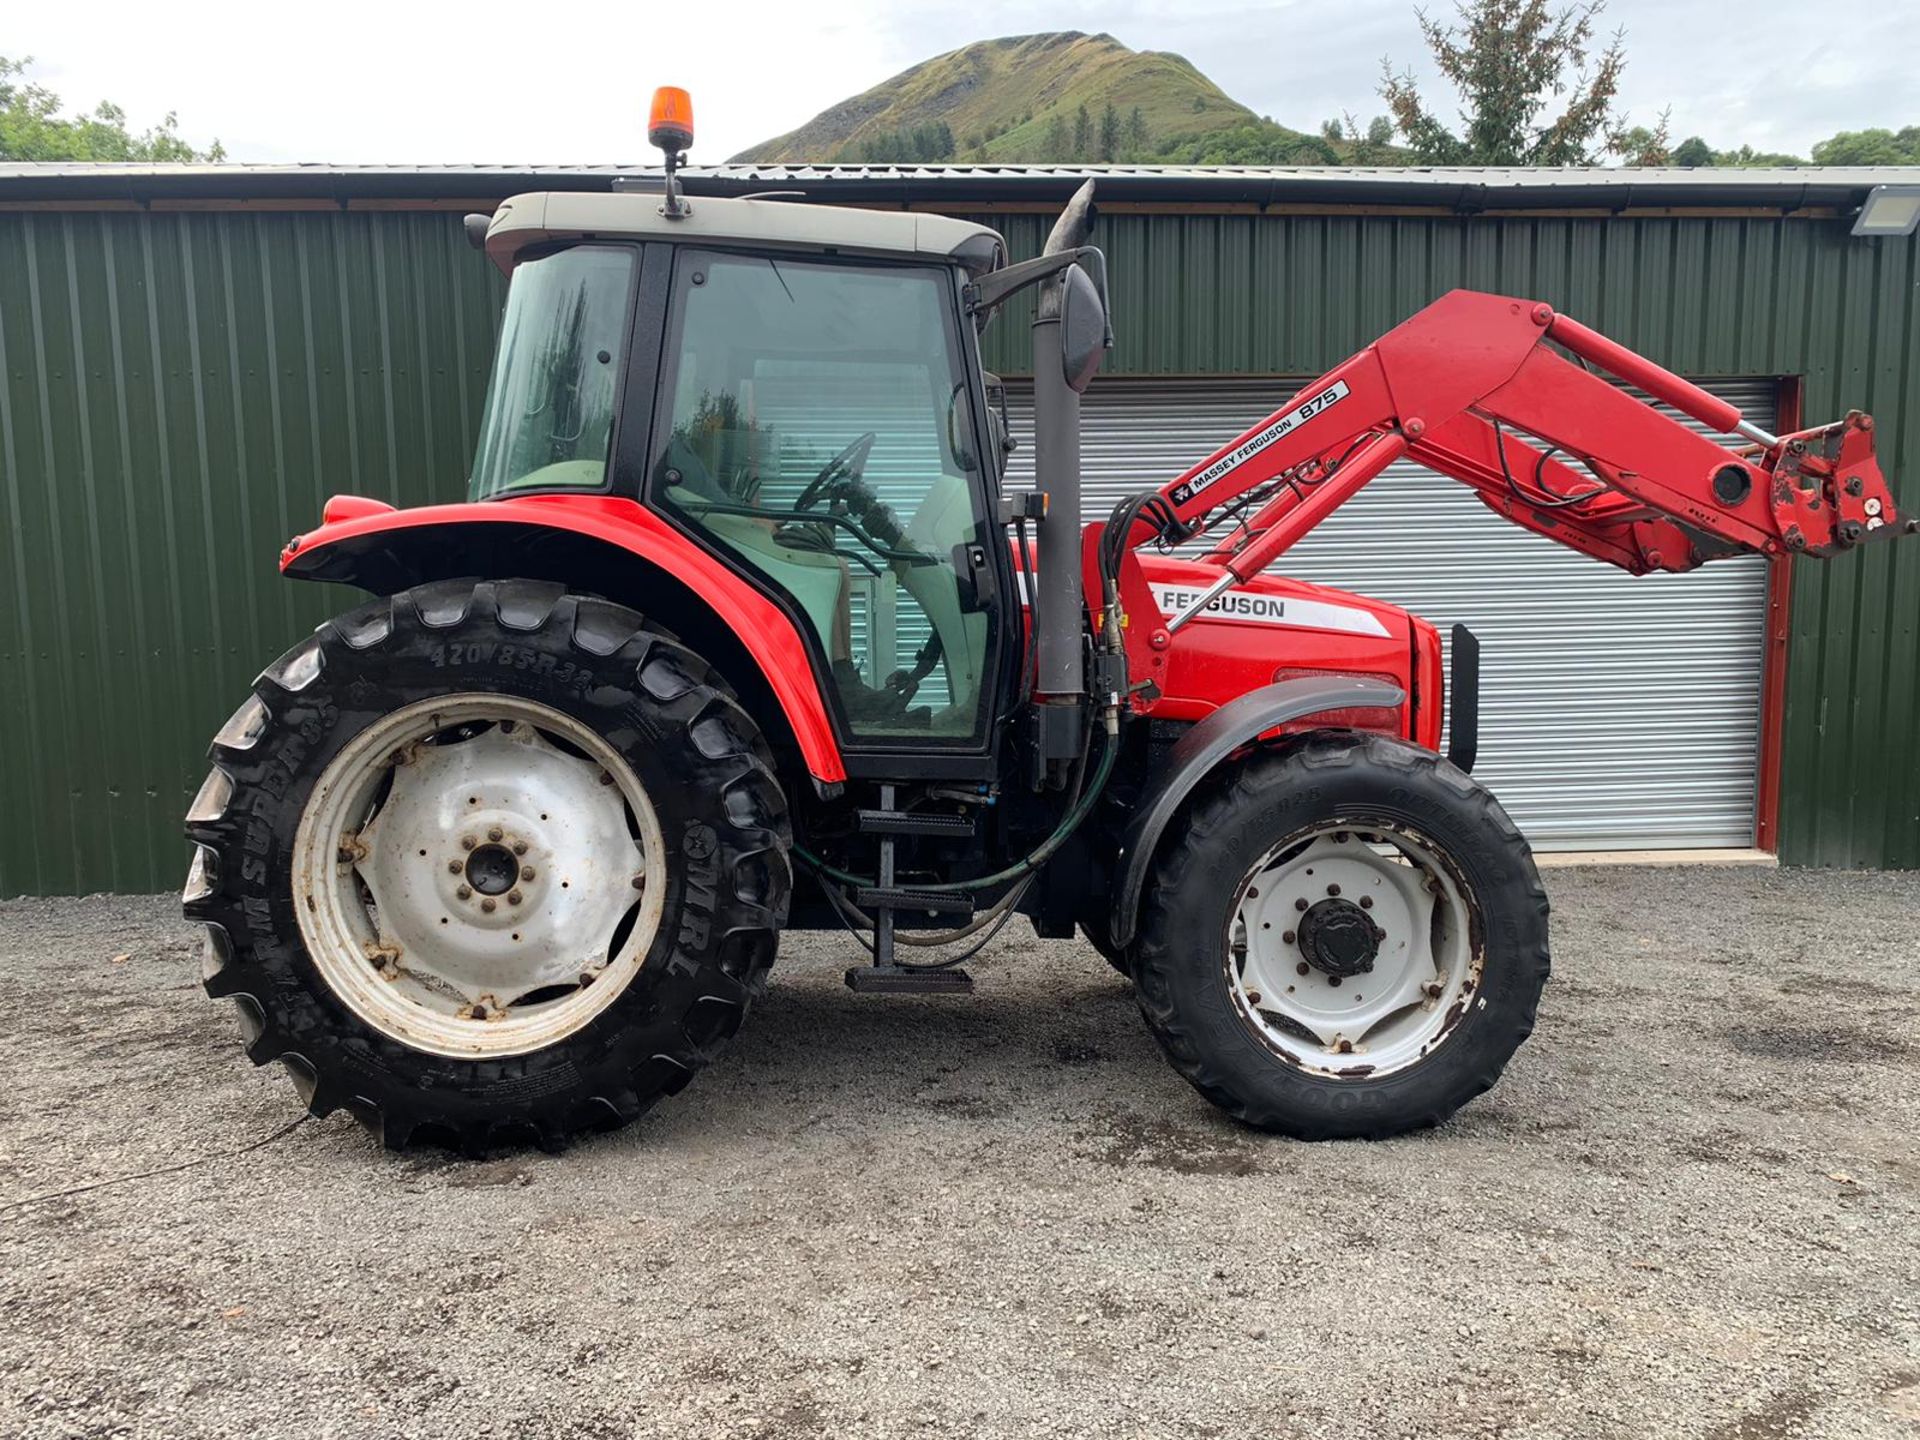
xmin=792 ymin=706 xmax=1120 ymax=895
xmin=823 ymin=871 xmax=1036 ymax=948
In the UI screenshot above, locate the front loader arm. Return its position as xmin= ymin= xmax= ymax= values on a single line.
xmin=1125 ymin=291 xmax=1908 ymax=624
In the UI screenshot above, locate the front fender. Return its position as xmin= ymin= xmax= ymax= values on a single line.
xmin=1107 ymin=675 xmax=1406 ymax=949
xmin=281 ymin=494 xmax=846 ymax=785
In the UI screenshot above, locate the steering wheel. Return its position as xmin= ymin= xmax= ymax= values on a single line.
xmin=788 ymin=431 xmax=955 ymax=715
xmin=794 ymin=432 xmax=877 ymax=515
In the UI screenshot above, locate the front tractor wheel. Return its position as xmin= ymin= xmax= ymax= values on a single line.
xmin=1132 ymin=732 xmax=1549 ymax=1140
xmin=183 ymin=579 xmax=790 ymax=1152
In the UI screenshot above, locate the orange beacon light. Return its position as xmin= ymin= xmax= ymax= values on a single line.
xmin=649 ymin=87 xmax=695 ymax=155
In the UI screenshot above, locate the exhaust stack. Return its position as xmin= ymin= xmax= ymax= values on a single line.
xmin=1029 ymin=182 xmax=1099 ymax=775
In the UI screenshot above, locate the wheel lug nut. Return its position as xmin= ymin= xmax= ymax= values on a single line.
xmin=521 ymin=865 xmax=536 ymax=881
xmin=512 ymin=841 xmax=528 ymax=856
xmin=1294 ymin=898 xmax=1308 ymax=912
xmin=1327 ymin=883 xmax=1342 ymax=897
xmin=487 ymin=826 xmax=504 ymax=843
xmin=1360 ymin=896 xmax=1373 ymax=909
xmin=1327 ymin=975 xmax=1342 ymax=988
xmin=456 ymin=884 xmax=472 ymax=900
xmin=481 ymin=898 xmax=497 ymax=913
xmin=1282 ymin=930 xmax=1296 ymax=945
xmin=507 ymin=890 xmax=522 ymax=906
xmin=447 ymin=860 xmax=462 ymax=874
xmin=460 ymin=836 xmax=476 ymax=851
xmin=1296 ymin=962 xmax=1309 ymax=976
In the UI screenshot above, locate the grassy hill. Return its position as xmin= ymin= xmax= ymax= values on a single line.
xmin=732 ymin=32 xmax=1320 ymax=165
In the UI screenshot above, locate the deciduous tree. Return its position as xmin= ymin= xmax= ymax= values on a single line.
xmin=0 ymin=55 xmax=224 ymax=161
xmin=1671 ymin=135 xmax=1714 ymax=167
xmin=1378 ymin=0 xmax=1633 ymax=164
xmin=1811 ymin=127 xmax=1920 ymax=165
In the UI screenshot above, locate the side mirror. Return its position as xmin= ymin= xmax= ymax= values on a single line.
xmin=1059 ymin=265 xmax=1108 ymax=395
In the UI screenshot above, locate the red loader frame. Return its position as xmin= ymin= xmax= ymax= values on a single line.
xmin=1106 ymin=291 xmax=1905 ymax=648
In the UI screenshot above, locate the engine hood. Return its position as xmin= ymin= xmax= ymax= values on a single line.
xmin=1138 ymin=553 xmax=1411 ymax=643
xmin=1133 ymin=552 xmax=1429 ymax=733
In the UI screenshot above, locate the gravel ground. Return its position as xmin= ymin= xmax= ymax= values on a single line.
xmin=1 ymin=864 xmax=1916 ymax=1440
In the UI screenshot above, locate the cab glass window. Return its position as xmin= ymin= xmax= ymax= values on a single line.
xmin=652 ymin=250 xmax=997 ymax=744
xmin=470 ymin=247 xmax=634 ymax=498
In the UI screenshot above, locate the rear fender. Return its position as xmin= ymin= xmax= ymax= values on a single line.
xmin=280 ymin=496 xmax=846 ymax=787
xmin=1108 ymin=675 xmax=1406 ymax=949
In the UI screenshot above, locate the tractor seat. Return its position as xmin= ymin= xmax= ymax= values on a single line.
xmin=658 ymin=439 xmax=852 ymax=659
xmin=689 ymin=508 xmax=852 ymax=659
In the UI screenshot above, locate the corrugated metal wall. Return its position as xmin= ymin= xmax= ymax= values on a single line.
xmin=0 ymin=211 xmax=504 ymax=895
xmin=0 ymin=205 xmax=1912 ymax=891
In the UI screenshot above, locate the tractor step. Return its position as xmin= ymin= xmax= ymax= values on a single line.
xmin=844 ymin=964 xmax=975 ymax=995
xmin=853 ymin=886 xmax=975 ymax=916
xmin=855 ymin=809 xmax=976 ymax=838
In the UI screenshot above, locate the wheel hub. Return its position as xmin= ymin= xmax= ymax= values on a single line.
xmin=1224 ymin=825 xmax=1479 ymax=1078
xmin=293 ymin=695 xmax=665 ymax=1058
xmin=1297 ymin=897 xmax=1380 ymax=977
xmin=464 ymin=842 xmax=521 ymax=896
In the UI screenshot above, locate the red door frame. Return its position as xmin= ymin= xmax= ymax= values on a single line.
xmin=1753 ymin=376 xmax=1800 ymax=854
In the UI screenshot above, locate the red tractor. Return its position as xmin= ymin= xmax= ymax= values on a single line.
xmin=183 ymin=90 xmax=1908 ymax=1151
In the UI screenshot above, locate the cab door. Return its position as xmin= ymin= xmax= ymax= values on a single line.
xmin=646 ymin=247 xmax=1010 ymax=760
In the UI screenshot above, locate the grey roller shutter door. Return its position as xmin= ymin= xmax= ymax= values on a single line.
xmin=1003 ymin=377 xmax=1774 ymax=851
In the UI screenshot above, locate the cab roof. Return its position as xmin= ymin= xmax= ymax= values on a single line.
xmin=483 ymin=190 xmax=1005 ymax=274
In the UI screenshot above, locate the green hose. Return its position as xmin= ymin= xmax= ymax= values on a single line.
xmin=794 ymin=714 xmax=1119 ymax=895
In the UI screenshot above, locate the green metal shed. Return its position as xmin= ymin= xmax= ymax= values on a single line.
xmin=0 ymin=160 xmax=1914 ymax=893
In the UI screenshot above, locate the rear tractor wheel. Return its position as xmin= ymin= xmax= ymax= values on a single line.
xmin=182 ymin=579 xmax=790 ymax=1152
xmin=1132 ymin=731 xmax=1549 ymax=1140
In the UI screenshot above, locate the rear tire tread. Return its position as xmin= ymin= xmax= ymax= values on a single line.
xmin=183 ymin=578 xmax=790 ymax=1154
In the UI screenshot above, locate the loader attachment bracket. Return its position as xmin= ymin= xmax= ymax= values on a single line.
xmin=1768 ymin=413 xmax=1911 ymax=556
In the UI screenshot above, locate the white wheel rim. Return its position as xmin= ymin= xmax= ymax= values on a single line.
xmin=1225 ymin=822 xmax=1481 ymax=1078
xmin=293 ymin=694 xmax=666 ymax=1059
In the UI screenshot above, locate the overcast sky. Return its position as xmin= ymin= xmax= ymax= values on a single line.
xmin=9 ymin=0 xmax=1913 ymax=166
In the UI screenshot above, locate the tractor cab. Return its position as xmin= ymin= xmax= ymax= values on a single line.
xmin=466 ymin=187 xmax=1020 ymax=752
